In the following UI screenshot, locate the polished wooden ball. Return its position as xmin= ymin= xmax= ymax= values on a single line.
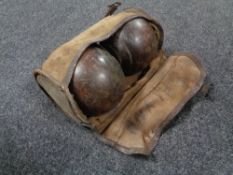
xmin=104 ymin=18 xmax=159 ymax=75
xmin=70 ymin=46 xmax=124 ymax=116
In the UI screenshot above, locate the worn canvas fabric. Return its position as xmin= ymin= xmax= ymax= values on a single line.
xmin=34 ymin=8 xmax=205 ymax=155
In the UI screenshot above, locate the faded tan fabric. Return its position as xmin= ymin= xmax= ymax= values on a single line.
xmin=34 ymin=8 xmax=205 ymax=155
xmin=100 ymin=54 xmax=205 ymax=155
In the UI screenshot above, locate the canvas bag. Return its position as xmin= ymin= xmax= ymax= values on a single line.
xmin=34 ymin=8 xmax=206 ymax=155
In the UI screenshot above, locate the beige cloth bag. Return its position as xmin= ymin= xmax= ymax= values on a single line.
xmin=34 ymin=8 xmax=206 ymax=155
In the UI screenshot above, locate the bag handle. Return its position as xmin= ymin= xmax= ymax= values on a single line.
xmin=105 ymin=2 xmax=122 ymax=17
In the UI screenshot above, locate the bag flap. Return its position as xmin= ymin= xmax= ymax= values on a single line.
xmin=98 ymin=53 xmax=206 ymax=155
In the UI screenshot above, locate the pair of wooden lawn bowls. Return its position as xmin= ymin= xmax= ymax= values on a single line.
xmin=34 ymin=6 xmax=205 ymax=155
xmin=70 ymin=16 xmax=161 ymax=116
